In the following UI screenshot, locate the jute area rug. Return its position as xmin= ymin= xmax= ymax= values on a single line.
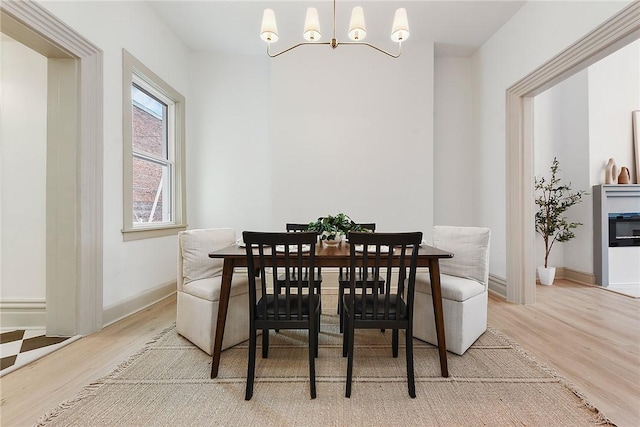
xmin=36 ymin=314 xmax=609 ymax=426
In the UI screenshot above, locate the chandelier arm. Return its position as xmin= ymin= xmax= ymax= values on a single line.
xmin=339 ymin=42 xmax=403 ymax=58
xmin=267 ymin=41 xmax=332 ymax=58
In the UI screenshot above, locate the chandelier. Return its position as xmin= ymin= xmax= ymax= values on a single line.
xmin=260 ymin=0 xmax=410 ymax=58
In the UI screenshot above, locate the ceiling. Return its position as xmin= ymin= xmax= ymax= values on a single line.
xmin=147 ymin=0 xmax=527 ymax=57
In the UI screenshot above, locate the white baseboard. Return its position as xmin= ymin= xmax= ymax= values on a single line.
xmin=102 ymin=281 xmax=176 ymax=328
xmin=563 ymin=267 xmax=596 ymax=285
xmin=488 ymin=274 xmax=507 ymax=299
xmin=1 ymin=282 xmax=177 ymax=332
xmin=0 ymin=299 xmax=47 ymax=331
xmin=534 ymin=267 xmax=596 ymax=286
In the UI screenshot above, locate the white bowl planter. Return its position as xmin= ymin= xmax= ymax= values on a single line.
xmin=537 ymin=266 xmax=556 ymax=286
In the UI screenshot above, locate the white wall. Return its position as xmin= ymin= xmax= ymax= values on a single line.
xmin=189 ymin=43 xmax=435 ymax=238
xmin=0 ymin=36 xmax=48 ymax=301
xmin=588 ymin=40 xmax=640 ymax=186
xmin=471 ymin=0 xmax=632 ymax=280
xmin=434 ymin=57 xmax=474 ymax=227
xmin=39 ymin=0 xmax=191 ymax=309
xmin=187 ymin=53 xmax=271 ymax=232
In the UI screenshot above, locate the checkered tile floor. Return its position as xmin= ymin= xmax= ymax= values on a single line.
xmin=0 ymin=329 xmax=80 ymax=376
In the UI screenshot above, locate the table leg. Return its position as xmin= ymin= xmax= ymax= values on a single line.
xmin=428 ymin=259 xmax=449 ymax=377
xmin=210 ymin=258 xmax=235 ymax=379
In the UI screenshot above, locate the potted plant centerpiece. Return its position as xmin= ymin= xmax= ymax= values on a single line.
xmin=306 ymin=213 xmax=370 ymax=245
xmin=534 ymin=157 xmax=587 ymax=285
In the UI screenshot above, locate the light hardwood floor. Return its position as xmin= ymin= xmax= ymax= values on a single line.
xmin=488 ymin=280 xmax=640 ymax=427
xmin=1 ymin=281 xmax=638 ymax=426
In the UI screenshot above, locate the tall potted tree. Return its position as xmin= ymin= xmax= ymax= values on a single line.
xmin=534 ymin=157 xmax=587 ymax=285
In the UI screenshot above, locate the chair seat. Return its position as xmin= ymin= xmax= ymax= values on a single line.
xmin=182 ymin=275 xmax=248 ymax=302
xmin=255 ymin=294 xmax=320 ymax=319
xmin=343 ymin=294 xmax=406 ymax=319
xmin=415 ymin=272 xmax=485 ymax=302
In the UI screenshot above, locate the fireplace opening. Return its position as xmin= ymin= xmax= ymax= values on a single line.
xmin=608 ymin=213 xmax=640 ymax=247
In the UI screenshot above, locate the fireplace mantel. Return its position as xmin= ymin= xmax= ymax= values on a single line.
xmin=593 ymin=184 xmax=640 ymax=287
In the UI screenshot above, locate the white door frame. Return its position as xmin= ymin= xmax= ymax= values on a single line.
xmin=1 ymin=0 xmax=103 ymax=334
xmin=506 ymin=2 xmax=640 ymax=304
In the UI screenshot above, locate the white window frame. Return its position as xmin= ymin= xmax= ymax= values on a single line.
xmin=122 ymin=49 xmax=186 ymax=240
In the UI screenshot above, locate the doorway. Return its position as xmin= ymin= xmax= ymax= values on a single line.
xmin=0 ymin=2 xmax=103 ymax=335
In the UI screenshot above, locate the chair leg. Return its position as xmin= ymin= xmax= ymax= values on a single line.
xmin=245 ymin=328 xmax=257 ymax=401
xmin=392 ymin=329 xmax=399 ymax=358
xmin=275 ymin=284 xmax=280 ymax=333
xmin=309 ymin=320 xmax=317 ymax=399
xmin=406 ymin=327 xmax=416 ymax=398
xmin=339 ymin=285 xmax=345 ymax=333
xmin=379 ymin=284 xmax=385 ymax=333
xmin=274 ymin=286 xmax=279 ymax=334
xmin=262 ymin=329 xmax=269 ymax=358
xmin=345 ymin=315 xmax=355 ymax=398
xmin=342 ymin=311 xmax=349 ymax=357
xmin=315 ymin=307 xmax=320 ymax=358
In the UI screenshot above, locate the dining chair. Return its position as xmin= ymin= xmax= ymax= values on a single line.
xmin=243 ymin=230 xmax=321 ymax=400
xmin=338 ymin=223 xmax=385 ymax=332
xmin=342 ymin=231 xmax=422 ymax=398
xmin=413 ymin=226 xmax=491 ymax=355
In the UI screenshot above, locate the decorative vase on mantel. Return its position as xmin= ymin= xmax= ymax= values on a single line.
xmin=618 ymin=167 xmax=630 ymax=184
xmin=605 ymin=158 xmax=618 ymax=184
xmin=537 ymin=266 xmax=556 ymax=286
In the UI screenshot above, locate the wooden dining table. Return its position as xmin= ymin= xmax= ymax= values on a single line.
xmin=208 ymin=241 xmax=453 ymax=379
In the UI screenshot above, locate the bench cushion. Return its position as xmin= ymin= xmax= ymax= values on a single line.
xmin=180 ymin=228 xmax=235 ymax=285
xmin=415 ymin=272 xmax=485 ymax=302
xmin=182 ymin=275 xmax=249 ymax=302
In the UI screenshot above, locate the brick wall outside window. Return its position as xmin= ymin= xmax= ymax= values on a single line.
xmin=132 ymin=105 xmax=165 ymax=223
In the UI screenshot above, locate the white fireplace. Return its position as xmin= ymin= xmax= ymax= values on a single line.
xmin=592 ymin=185 xmax=640 ymax=289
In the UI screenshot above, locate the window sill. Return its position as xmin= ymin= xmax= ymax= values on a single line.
xmin=122 ymin=224 xmax=187 ymax=241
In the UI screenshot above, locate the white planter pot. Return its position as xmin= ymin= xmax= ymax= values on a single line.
xmin=322 ymin=238 xmax=341 ymax=246
xmin=537 ymin=266 xmax=556 ymax=286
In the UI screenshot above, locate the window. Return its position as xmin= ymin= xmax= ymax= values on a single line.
xmin=122 ymin=50 xmax=186 ymax=240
